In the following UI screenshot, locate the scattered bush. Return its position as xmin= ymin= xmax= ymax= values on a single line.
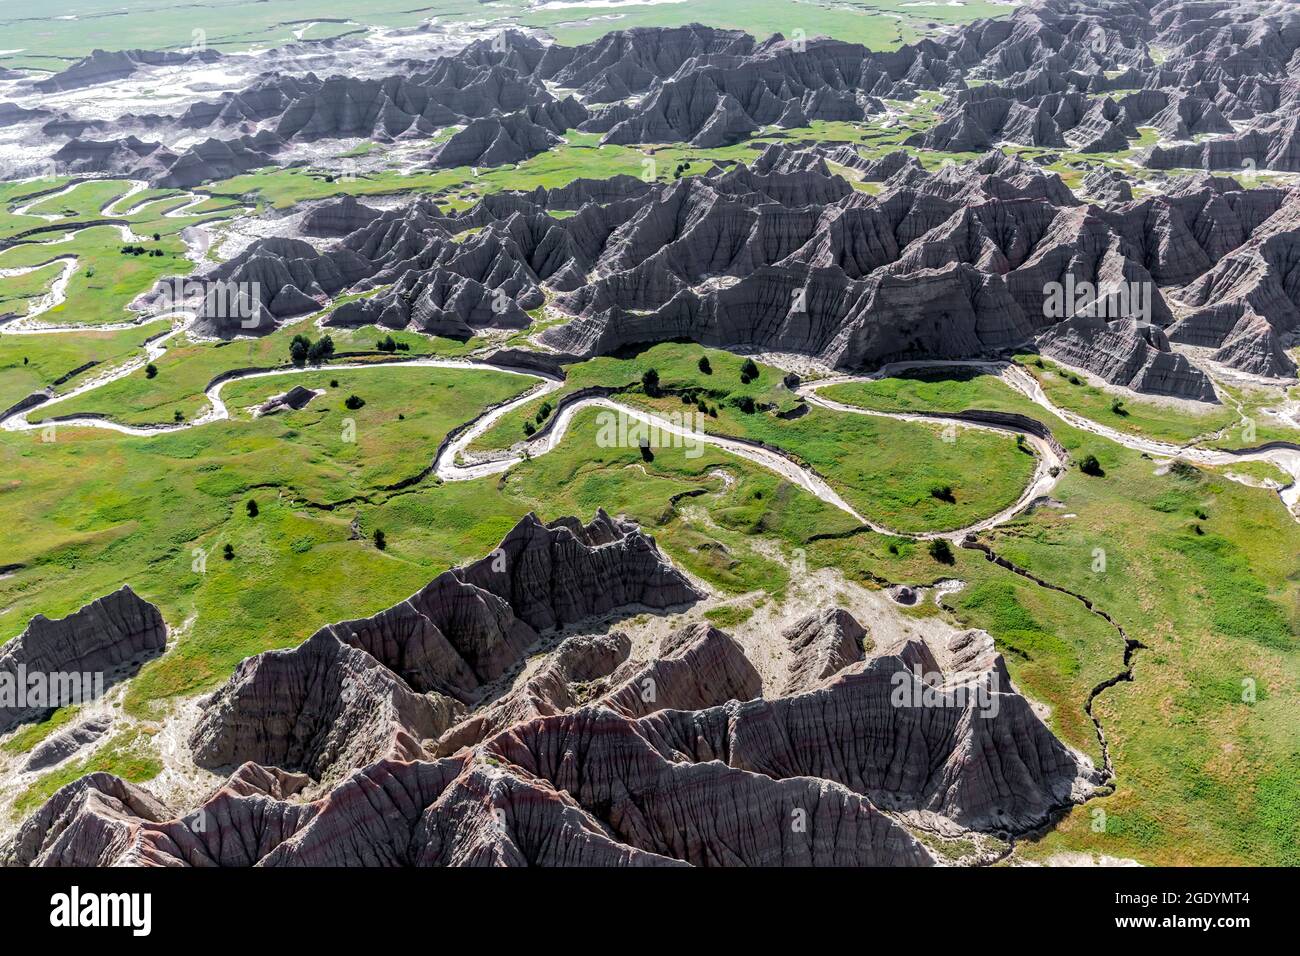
xmin=1110 ymin=398 xmax=1128 ymax=416
xmin=145 ymin=363 xmax=157 ymax=379
xmin=1079 ymin=454 xmax=1104 ymax=476
xmin=641 ymin=368 xmax=660 ymax=396
xmin=376 ymin=335 xmax=398 ymax=353
xmin=222 ymin=544 xmax=234 ymax=561
xmin=523 ymin=420 xmax=536 ymax=436
xmin=638 ymin=437 xmax=654 ymax=462
xmin=374 ymin=529 xmax=386 ymax=550
xmin=740 ymin=358 xmax=759 ymax=384
xmin=536 ymin=401 xmax=553 ymax=424
xmin=344 ymin=394 xmax=365 ymax=410
xmin=698 ymin=356 xmax=712 ymax=375
xmin=290 ymin=334 xmax=311 ymax=367
xmin=246 ymin=500 xmax=258 ymax=517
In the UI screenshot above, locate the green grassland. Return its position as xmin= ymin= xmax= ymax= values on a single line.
xmin=821 ymin=365 xmax=1032 ymax=416
xmin=821 ymin=370 xmax=1300 ymax=866
xmin=0 ymin=261 xmax=68 ymax=320
xmin=28 ymin=315 xmax=483 ymax=427
xmin=472 ymin=342 xmax=1039 ymax=534
xmin=0 ymin=318 xmax=171 ymax=411
xmin=0 ymin=179 xmax=244 ymax=343
xmin=1017 ymin=355 xmax=1300 ymax=450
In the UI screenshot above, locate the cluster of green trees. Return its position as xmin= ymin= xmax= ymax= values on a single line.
xmin=290 ymin=333 xmax=335 ymax=366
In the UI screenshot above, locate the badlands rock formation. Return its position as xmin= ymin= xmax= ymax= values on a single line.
xmin=4 ymin=611 xmax=1098 ymax=866
xmin=187 ymin=511 xmax=701 ymax=781
xmin=173 ymin=130 xmax=1295 ymax=389
xmin=14 ymin=0 xmax=1278 ymax=389
xmin=0 ymin=586 xmax=166 ymax=733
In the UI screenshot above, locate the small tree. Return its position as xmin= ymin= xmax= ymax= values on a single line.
xmin=222 ymin=543 xmax=234 ymax=561
xmin=929 ymin=483 xmax=955 ymax=502
xmin=641 ymin=367 xmax=660 ymax=396
xmin=145 ymin=363 xmax=158 ymax=379
xmin=698 ymin=356 xmax=712 ymax=375
xmin=1080 ymin=454 xmax=1104 ymax=476
xmin=523 ymin=420 xmax=536 ymax=436
xmin=246 ymin=500 xmax=258 ymax=518
xmin=740 ymin=358 xmax=759 ymax=383
xmin=1110 ymin=398 xmax=1127 ymax=416
xmin=307 ymin=335 xmax=334 ymax=365
xmin=173 ymin=409 xmax=184 ymax=423
xmin=290 ymin=334 xmax=311 ymax=367
xmin=927 ymin=539 xmax=954 ymax=564
xmin=344 ymin=394 xmax=365 ymax=410
xmin=152 ymin=232 xmax=161 ymax=242
xmin=638 ymin=437 xmax=654 ymax=462
xmin=374 ymin=529 xmax=386 ymax=550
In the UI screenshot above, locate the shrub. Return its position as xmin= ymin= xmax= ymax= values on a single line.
xmin=1079 ymin=454 xmax=1104 ymax=476
xmin=246 ymin=500 xmax=258 ymax=517
xmin=523 ymin=420 xmax=536 ymax=436
xmin=734 ymin=395 xmax=756 ymax=414
xmin=374 ymin=529 xmax=386 ymax=550
xmin=222 ymin=544 xmax=234 ymax=561
xmin=641 ymin=368 xmax=660 ymax=396
xmin=638 ymin=437 xmax=654 ymax=462
xmin=698 ymin=356 xmax=712 ymax=375
xmin=740 ymin=358 xmax=759 ymax=383
xmin=1110 ymin=398 xmax=1128 ymax=416
xmin=344 ymin=394 xmax=365 ymax=410
xmin=145 ymin=363 xmax=157 ymax=379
